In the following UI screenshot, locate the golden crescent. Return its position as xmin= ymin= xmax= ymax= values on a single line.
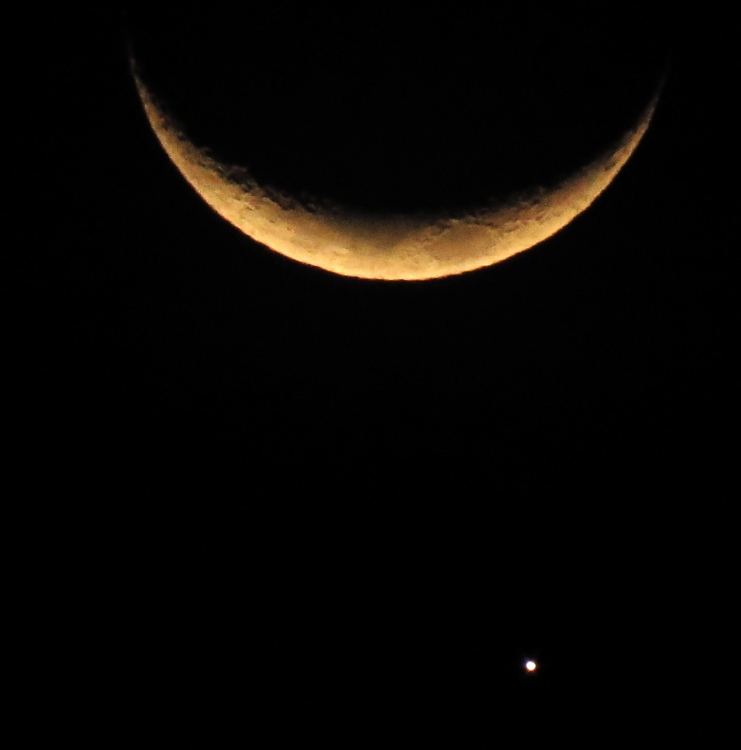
xmin=133 ymin=65 xmax=660 ymax=281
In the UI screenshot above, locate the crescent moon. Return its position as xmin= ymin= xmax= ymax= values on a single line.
xmin=132 ymin=64 xmax=660 ymax=281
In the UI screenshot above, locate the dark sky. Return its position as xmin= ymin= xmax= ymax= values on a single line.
xmin=18 ymin=4 xmax=734 ymax=743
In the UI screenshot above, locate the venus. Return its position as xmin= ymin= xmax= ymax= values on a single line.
xmin=132 ymin=60 xmax=660 ymax=281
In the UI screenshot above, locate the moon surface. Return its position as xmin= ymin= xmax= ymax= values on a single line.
xmin=133 ymin=63 xmax=660 ymax=281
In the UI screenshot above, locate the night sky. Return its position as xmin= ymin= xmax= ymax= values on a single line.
xmin=18 ymin=4 xmax=734 ymax=743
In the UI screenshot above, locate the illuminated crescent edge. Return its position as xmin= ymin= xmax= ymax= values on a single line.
xmin=133 ymin=64 xmax=660 ymax=281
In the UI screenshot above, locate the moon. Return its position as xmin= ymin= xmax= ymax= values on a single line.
xmin=132 ymin=63 xmax=660 ymax=281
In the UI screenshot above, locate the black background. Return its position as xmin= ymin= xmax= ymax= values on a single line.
xmin=16 ymin=3 xmax=734 ymax=744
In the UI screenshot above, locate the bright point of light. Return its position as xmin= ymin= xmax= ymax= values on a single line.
xmin=525 ymin=661 xmax=537 ymax=672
